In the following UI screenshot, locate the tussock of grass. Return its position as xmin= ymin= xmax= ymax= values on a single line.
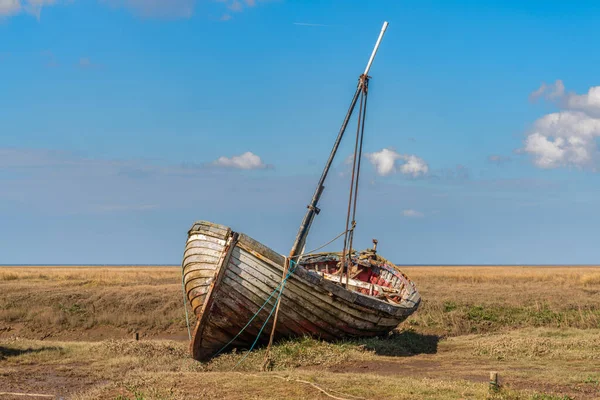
xmin=206 ymin=336 xmax=362 ymax=372
xmin=0 ymin=267 xmax=177 ymax=285
xmin=0 ymin=272 xmax=19 ymax=281
xmin=97 ymin=339 xmax=189 ymax=359
xmin=409 ymin=301 xmax=600 ymax=336
xmin=490 ymin=390 xmax=574 ymax=400
xmin=0 ymin=267 xmax=193 ymax=339
xmin=402 ymin=266 xmax=600 ymax=336
xmin=468 ymin=329 xmax=600 ymax=361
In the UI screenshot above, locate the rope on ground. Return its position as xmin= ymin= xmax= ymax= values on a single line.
xmin=234 ymin=372 xmax=366 ymax=400
xmin=180 ymin=262 xmax=192 ymax=341
xmin=0 ymin=392 xmax=55 ymax=398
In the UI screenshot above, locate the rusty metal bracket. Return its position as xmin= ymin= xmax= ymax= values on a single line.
xmin=307 ymin=204 xmax=321 ymax=215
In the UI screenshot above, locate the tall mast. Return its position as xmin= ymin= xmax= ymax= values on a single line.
xmin=288 ymin=21 xmax=389 ymax=260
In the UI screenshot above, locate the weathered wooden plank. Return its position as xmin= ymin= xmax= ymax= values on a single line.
xmin=183 ymin=254 xmax=220 ymax=266
xmin=209 ymin=287 xmax=300 ymax=342
xmin=232 ymin=250 xmax=386 ymax=324
xmin=238 ymin=233 xmax=285 ymax=265
xmin=230 ymin=250 xmax=382 ymax=330
xmin=190 ymin=295 xmax=206 ymax=312
xmin=183 ymin=247 xmax=222 ymax=260
xmin=185 ymin=279 xmax=211 ymax=293
xmin=189 ymin=286 xmax=212 ymax=312
xmin=184 ymin=269 xmax=217 ymax=280
xmin=185 ymin=240 xmax=225 ymax=252
xmin=225 ymin=260 xmax=370 ymax=336
xmin=188 ymin=296 xmax=207 ymax=312
xmin=184 ymin=273 xmax=215 ymax=289
xmin=219 ymin=272 xmax=330 ymax=338
xmin=183 ymin=261 xmax=217 ymax=272
xmin=188 ymin=285 xmax=210 ymax=299
xmin=183 ymin=263 xmax=218 ymax=276
xmin=189 ymin=221 xmax=230 ymax=238
xmin=187 ymin=233 xmax=227 ymax=246
xmin=235 ymin=241 xmax=408 ymax=320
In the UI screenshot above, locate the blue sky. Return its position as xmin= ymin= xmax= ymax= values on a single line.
xmin=2 ymin=0 xmax=600 ymax=264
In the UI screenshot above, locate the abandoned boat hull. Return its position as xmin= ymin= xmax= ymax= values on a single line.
xmin=183 ymin=220 xmax=421 ymax=361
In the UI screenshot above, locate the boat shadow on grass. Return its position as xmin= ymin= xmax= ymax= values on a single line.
xmin=0 ymin=345 xmax=61 ymax=361
xmin=354 ymin=330 xmax=439 ymax=356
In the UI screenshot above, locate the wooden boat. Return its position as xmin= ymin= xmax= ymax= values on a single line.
xmin=183 ymin=220 xmax=420 ymax=361
xmin=182 ymin=22 xmax=421 ymax=361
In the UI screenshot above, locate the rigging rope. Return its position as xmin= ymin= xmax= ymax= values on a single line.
xmin=341 ymin=75 xmax=370 ymax=288
xmin=346 ymin=77 xmax=369 ymax=273
xmin=293 ymin=225 xmax=354 ymax=257
xmin=232 ymin=258 xmax=299 ymax=370
xmin=211 ymin=259 xmax=299 ymax=360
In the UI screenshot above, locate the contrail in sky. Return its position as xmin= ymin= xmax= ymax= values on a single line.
xmin=293 ymin=22 xmax=330 ymax=27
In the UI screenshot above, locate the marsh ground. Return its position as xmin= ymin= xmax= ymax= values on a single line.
xmin=1 ymin=266 xmax=599 ymax=399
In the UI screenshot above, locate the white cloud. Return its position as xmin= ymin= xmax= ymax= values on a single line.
xmin=529 ymin=80 xmax=565 ymax=103
xmin=212 ymin=151 xmax=267 ymax=170
xmin=366 ymin=148 xmax=428 ymax=177
xmin=24 ymin=0 xmax=56 ymax=17
xmin=94 ymin=203 xmax=158 ymax=212
xmin=0 ymin=0 xmax=21 ymax=16
xmin=293 ymin=22 xmax=330 ymax=27
xmin=522 ymin=81 xmax=600 ymax=170
xmin=79 ymin=57 xmax=92 ymax=68
xmin=565 ymin=86 xmax=600 ymax=116
xmin=1 ymin=0 xmax=271 ymax=19
xmin=78 ymin=57 xmax=103 ymax=69
xmin=0 ymin=0 xmax=58 ymax=18
xmin=399 ymin=154 xmax=429 ymax=177
xmin=488 ymin=154 xmax=511 ymax=165
xmin=100 ymin=0 xmax=195 ymax=18
xmin=402 ymin=209 xmax=424 ymax=218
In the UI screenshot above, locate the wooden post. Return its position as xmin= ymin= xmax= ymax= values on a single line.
xmin=263 ymin=256 xmax=291 ymax=371
xmin=489 ymin=371 xmax=499 ymax=391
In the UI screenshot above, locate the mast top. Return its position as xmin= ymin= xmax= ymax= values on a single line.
xmin=363 ymin=21 xmax=389 ymax=77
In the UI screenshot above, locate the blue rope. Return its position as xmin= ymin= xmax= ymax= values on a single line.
xmin=232 ymin=261 xmax=297 ymax=369
xmin=212 ymin=259 xmax=298 ymax=360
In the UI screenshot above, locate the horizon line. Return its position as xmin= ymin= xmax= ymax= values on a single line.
xmin=2 ymin=263 xmax=600 ymax=267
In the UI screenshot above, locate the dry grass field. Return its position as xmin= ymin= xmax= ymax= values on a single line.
xmin=1 ymin=266 xmax=599 ymax=399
